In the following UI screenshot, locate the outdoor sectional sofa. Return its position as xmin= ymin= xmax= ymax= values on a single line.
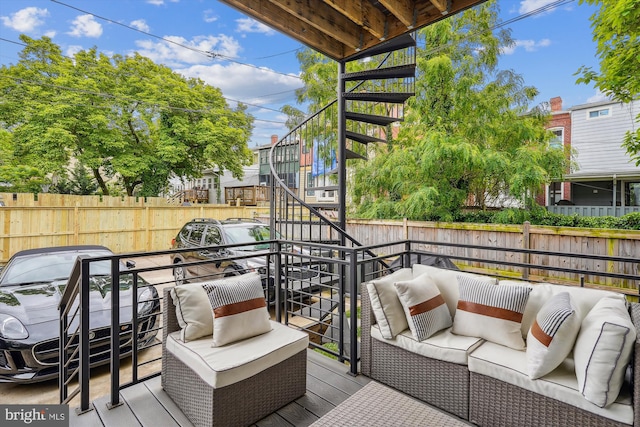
xmin=360 ymin=264 xmax=640 ymax=427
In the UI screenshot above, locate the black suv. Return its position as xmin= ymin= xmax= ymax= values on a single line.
xmin=170 ymin=218 xmax=326 ymax=302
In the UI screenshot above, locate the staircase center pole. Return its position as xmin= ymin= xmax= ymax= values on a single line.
xmin=337 ymin=60 xmax=347 ymax=239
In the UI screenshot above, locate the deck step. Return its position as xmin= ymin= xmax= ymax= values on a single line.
xmin=345 ymin=112 xmax=400 ymax=126
xmin=346 ymin=149 xmax=367 ymax=160
xmin=342 ymin=64 xmax=416 ymax=81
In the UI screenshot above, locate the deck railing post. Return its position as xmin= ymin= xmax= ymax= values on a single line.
xmin=109 ymin=257 xmax=122 ymax=408
xmin=79 ymin=258 xmax=91 ymax=412
xmin=348 ymin=249 xmax=358 ymax=375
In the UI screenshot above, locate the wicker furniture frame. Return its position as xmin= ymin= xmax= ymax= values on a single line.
xmin=361 ymin=284 xmax=640 ymax=426
xmin=161 ymin=288 xmax=307 ymax=427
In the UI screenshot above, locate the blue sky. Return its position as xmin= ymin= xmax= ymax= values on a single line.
xmin=0 ymin=0 xmax=604 ymax=147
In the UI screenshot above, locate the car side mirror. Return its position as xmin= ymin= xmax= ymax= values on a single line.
xmin=125 ymin=260 xmax=136 ymax=269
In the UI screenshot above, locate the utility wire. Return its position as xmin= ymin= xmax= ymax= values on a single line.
xmin=49 ymin=0 xmax=302 ymax=80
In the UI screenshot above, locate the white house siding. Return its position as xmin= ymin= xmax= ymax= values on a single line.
xmin=570 ymin=100 xmax=640 ymax=175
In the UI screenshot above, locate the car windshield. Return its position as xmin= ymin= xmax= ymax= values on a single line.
xmin=223 ymin=225 xmax=276 ymax=250
xmin=0 ymin=249 xmax=114 ymax=286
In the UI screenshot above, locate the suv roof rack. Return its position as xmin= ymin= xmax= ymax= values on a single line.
xmin=191 ymin=218 xmax=222 ymax=224
xmin=224 ymin=217 xmax=264 ymax=223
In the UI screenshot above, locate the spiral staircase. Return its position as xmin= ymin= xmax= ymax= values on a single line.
xmin=269 ymin=33 xmax=416 ymax=252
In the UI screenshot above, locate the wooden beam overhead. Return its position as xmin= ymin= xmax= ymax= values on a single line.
xmin=217 ymin=0 xmax=487 ymax=61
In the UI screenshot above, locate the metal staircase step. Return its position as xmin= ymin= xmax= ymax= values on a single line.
xmin=346 ymin=33 xmax=416 ymax=61
xmin=307 ymin=203 xmax=340 ymax=210
xmin=346 ymin=149 xmax=367 ymax=160
xmin=345 ymin=112 xmax=400 ymax=126
xmin=342 ymin=64 xmax=416 ymax=82
xmin=309 ymin=185 xmax=339 ymax=192
xmin=343 ymin=92 xmax=414 ymax=103
xmin=346 ymin=131 xmax=385 ymax=144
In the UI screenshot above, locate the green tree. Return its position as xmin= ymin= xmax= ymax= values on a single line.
xmin=351 ymin=1 xmax=568 ymax=220
xmin=0 ymin=36 xmax=254 ymax=196
xmin=576 ymin=0 xmax=640 ymax=164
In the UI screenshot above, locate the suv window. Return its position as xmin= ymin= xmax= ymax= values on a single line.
xmin=203 ymin=226 xmax=223 ymax=246
xmin=224 ymin=225 xmax=271 ymax=250
xmin=186 ymin=224 xmax=205 ymax=245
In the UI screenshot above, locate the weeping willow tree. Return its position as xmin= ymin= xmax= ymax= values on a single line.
xmin=351 ymin=1 xmax=569 ymax=221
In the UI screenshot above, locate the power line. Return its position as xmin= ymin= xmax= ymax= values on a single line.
xmin=49 ymin=0 xmax=302 ymax=80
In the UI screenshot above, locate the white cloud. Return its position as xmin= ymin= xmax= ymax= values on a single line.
xmin=147 ymin=0 xmax=165 ymax=5
xmin=587 ymin=90 xmax=610 ymax=103
xmin=68 ymin=15 xmax=103 ymax=38
xmin=66 ymin=45 xmax=84 ymax=58
xmin=131 ymin=19 xmax=150 ymax=32
xmin=44 ymin=30 xmax=57 ymax=38
xmin=235 ymin=18 xmax=275 ymax=36
xmin=519 ymin=0 xmax=556 ymax=14
xmin=1 ymin=7 xmax=49 ymax=32
xmin=501 ymin=38 xmax=551 ymax=55
xmin=204 ymin=9 xmax=218 ymax=23
xmin=135 ymin=34 xmax=242 ymax=66
xmin=176 ymin=62 xmax=301 ymax=106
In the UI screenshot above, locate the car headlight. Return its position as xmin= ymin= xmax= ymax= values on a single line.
xmin=0 ymin=314 xmax=28 ymax=339
xmin=137 ymin=287 xmax=155 ymax=314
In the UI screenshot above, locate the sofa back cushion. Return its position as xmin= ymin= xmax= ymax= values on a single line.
xmin=366 ymin=268 xmax=414 ymax=339
xmin=170 ymin=282 xmax=214 ymax=342
xmin=515 ymin=282 xmax=626 ymax=339
xmin=453 ymin=276 xmax=530 ymax=350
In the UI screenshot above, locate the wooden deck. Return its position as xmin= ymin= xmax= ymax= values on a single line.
xmin=69 ymin=350 xmax=370 ymax=427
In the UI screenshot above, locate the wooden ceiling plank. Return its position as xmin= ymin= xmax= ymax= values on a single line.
xmin=323 ymin=0 xmax=387 ymax=40
xmin=266 ymin=0 xmax=371 ymax=50
xmin=429 ymin=0 xmax=449 ymax=14
xmin=378 ymin=0 xmax=416 ymax=29
xmin=219 ymin=0 xmax=347 ymax=60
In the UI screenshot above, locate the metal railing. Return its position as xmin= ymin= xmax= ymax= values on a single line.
xmin=59 ymin=237 xmax=639 ymax=414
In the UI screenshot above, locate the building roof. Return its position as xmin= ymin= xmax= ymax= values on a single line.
xmin=218 ymin=0 xmax=487 ymax=61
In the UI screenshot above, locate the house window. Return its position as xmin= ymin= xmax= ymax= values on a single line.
xmin=549 ymin=182 xmax=562 ymax=205
xmin=549 ymin=128 xmax=563 ymax=149
xmin=587 ymin=108 xmax=611 ymax=119
xmin=306 ymin=173 xmax=314 ymax=196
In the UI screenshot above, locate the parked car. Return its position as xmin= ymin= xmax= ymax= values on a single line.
xmin=170 ymin=218 xmax=329 ymax=302
xmin=0 ymin=245 xmax=160 ymax=383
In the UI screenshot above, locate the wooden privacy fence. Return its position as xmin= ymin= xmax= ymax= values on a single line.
xmin=0 ymin=205 xmax=270 ymax=263
xmin=346 ymin=219 xmax=640 ymax=293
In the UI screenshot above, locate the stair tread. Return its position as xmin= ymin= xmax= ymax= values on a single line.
xmin=346 ymin=131 xmax=386 ymax=144
xmin=310 ymin=185 xmax=339 ymax=192
xmin=345 ymin=112 xmax=400 ymax=126
xmin=346 ymin=149 xmax=367 ymax=160
xmin=344 ymin=92 xmax=414 ymax=103
xmin=346 ymin=33 xmax=416 ymax=61
xmin=342 ymin=64 xmax=416 ymax=81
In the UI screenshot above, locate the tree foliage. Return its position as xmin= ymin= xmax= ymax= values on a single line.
xmin=351 ymin=1 xmax=569 ymax=220
xmin=576 ymin=0 xmax=640 ymax=164
xmin=0 ymin=36 xmax=253 ymax=196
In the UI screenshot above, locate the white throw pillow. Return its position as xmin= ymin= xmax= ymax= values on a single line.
xmin=574 ymin=297 xmax=636 ymax=408
xmin=203 ymin=272 xmax=272 ymax=347
xmin=366 ymin=268 xmax=413 ymax=339
xmin=394 ymin=273 xmax=452 ymax=341
xmin=453 ymin=275 xmax=531 ymax=350
xmin=526 ymin=292 xmax=581 ymax=379
xmin=170 ymin=283 xmax=213 ymax=342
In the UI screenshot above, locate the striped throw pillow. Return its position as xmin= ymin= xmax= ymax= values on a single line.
xmin=394 ymin=273 xmax=452 ymax=341
xmin=453 ymin=276 xmax=531 ymax=350
xmin=203 ymin=272 xmax=272 ymax=347
xmin=526 ymin=292 xmax=580 ymax=379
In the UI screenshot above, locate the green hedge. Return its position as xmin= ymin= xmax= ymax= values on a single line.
xmin=454 ymin=209 xmax=640 ymax=230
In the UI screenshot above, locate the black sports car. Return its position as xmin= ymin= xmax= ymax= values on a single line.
xmin=0 ymin=245 xmax=160 ymax=383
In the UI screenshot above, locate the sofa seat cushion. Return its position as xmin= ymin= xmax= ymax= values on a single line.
xmin=468 ymin=341 xmax=633 ymax=425
xmin=371 ymin=324 xmax=483 ymax=365
xmin=166 ymin=321 xmax=309 ymax=389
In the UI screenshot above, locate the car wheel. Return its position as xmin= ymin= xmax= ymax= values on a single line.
xmin=174 ymin=264 xmax=187 ymax=285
